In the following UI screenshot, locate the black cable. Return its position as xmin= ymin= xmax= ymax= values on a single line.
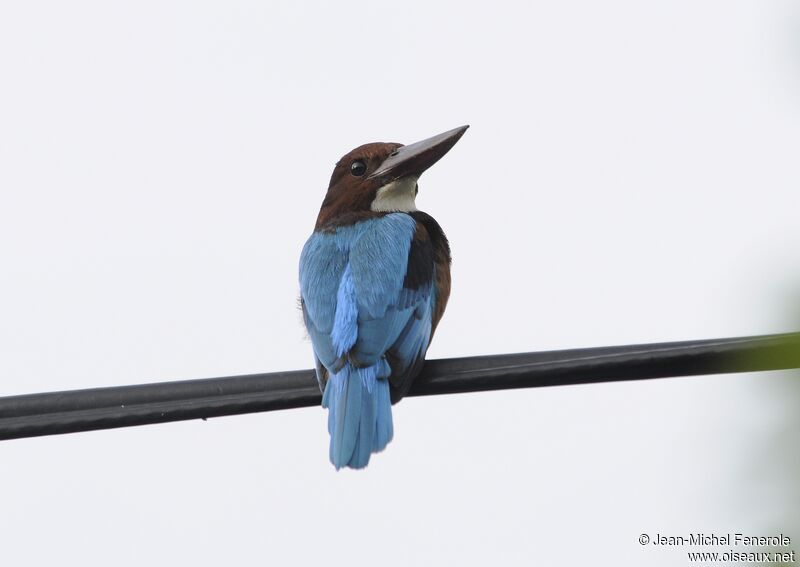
xmin=0 ymin=332 xmax=797 ymax=441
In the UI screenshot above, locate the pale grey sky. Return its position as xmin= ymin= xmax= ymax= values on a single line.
xmin=0 ymin=1 xmax=798 ymax=565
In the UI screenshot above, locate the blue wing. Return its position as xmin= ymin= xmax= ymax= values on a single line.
xmin=299 ymin=213 xmax=434 ymax=396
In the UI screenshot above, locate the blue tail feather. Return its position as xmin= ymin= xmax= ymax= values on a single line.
xmin=322 ymin=360 xmax=394 ymax=470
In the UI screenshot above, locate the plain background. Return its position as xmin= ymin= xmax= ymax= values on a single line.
xmin=1 ymin=1 xmax=798 ymax=565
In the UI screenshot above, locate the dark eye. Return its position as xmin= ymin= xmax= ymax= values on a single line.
xmin=350 ymin=160 xmax=367 ymax=177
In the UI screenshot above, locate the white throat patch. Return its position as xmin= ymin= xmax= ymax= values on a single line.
xmin=370 ymin=176 xmax=419 ymax=212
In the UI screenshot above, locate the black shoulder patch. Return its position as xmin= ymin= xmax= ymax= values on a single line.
xmin=403 ymin=223 xmax=434 ymax=290
xmin=409 ymin=211 xmax=451 ymax=265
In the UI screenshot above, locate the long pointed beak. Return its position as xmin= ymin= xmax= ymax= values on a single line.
xmin=367 ymin=125 xmax=469 ymax=181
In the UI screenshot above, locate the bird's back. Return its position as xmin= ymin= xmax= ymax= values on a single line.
xmin=299 ymin=212 xmax=450 ymax=468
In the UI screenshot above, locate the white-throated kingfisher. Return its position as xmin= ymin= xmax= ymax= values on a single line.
xmin=299 ymin=125 xmax=468 ymax=469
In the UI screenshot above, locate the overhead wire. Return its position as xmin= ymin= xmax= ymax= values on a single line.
xmin=0 ymin=332 xmax=797 ymax=441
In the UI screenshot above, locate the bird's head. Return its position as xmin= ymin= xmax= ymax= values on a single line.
xmin=315 ymin=125 xmax=468 ymax=230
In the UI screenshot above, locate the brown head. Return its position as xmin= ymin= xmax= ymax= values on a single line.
xmin=315 ymin=125 xmax=469 ymax=230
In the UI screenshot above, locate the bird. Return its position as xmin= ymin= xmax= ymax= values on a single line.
xmin=299 ymin=125 xmax=468 ymax=469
